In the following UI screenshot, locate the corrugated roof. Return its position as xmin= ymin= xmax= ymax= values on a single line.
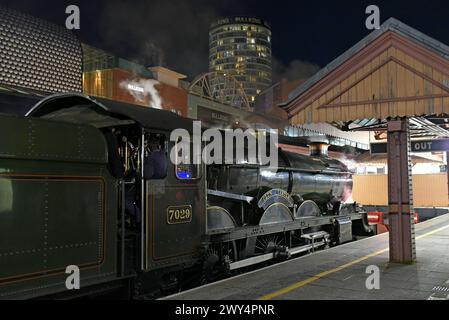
xmin=283 ymin=17 xmax=449 ymax=107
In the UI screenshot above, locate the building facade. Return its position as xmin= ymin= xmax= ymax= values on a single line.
xmin=82 ymin=45 xmax=188 ymax=117
xmin=188 ymin=94 xmax=244 ymax=128
xmin=188 ymin=93 xmax=287 ymax=132
xmin=0 ymin=6 xmax=82 ymax=94
xmin=209 ymin=17 xmax=272 ymax=106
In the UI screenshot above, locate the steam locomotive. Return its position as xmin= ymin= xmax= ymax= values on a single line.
xmin=0 ymin=93 xmax=372 ymax=299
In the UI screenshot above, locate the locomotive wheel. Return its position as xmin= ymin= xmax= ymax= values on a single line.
xmin=254 ymin=234 xmax=284 ymax=255
xmin=201 ymin=242 xmax=237 ymax=284
xmin=201 ymin=247 xmax=220 ymax=285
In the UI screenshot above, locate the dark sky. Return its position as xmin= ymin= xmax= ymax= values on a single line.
xmin=2 ymin=0 xmax=449 ymax=81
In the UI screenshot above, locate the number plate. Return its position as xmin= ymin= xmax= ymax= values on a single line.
xmin=167 ymin=205 xmax=193 ymax=225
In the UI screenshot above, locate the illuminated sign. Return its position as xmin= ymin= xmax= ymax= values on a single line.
xmin=371 ymin=139 xmax=449 ymax=154
xmin=234 ymin=17 xmax=262 ymax=24
xmin=211 ymin=112 xmax=230 ymax=122
xmin=211 ymin=17 xmax=270 ymax=29
xmin=127 ymin=84 xmax=145 ymax=93
xmin=197 ymin=106 xmax=233 ymax=124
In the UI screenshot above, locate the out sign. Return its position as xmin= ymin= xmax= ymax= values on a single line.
xmin=414 ymin=141 xmax=433 ymax=151
xmin=371 ymin=139 xmax=449 ymax=154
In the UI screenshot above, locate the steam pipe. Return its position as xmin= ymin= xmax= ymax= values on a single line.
xmin=140 ymin=128 xmax=145 ymax=271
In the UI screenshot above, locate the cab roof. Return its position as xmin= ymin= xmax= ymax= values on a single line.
xmin=26 ymin=93 xmax=193 ymax=132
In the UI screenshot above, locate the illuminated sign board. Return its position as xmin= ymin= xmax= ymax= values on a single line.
xmin=127 ymin=84 xmax=145 ymax=93
xmin=211 ymin=17 xmax=271 ymax=29
xmin=197 ymin=106 xmax=233 ymax=124
xmin=371 ymin=139 xmax=449 ymax=154
xmin=211 ymin=112 xmax=230 ymax=122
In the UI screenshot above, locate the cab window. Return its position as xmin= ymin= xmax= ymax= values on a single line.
xmin=143 ymin=134 xmax=168 ymax=180
xmin=174 ymin=138 xmax=201 ymax=180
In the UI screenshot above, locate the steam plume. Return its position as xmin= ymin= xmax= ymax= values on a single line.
xmin=120 ymin=79 xmax=162 ymax=109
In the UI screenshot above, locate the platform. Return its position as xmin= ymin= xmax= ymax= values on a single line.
xmin=164 ymin=214 xmax=449 ymax=300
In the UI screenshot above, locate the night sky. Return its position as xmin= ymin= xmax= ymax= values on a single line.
xmin=2 ymin=0 xmax=449 ymax=81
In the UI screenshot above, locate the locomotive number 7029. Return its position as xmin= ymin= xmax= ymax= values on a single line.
xmin=167 ymin=205 xmax=193 ymax=225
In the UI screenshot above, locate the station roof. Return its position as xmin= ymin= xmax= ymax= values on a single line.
xmin=282 ymin=18 xmax=449 ymax=131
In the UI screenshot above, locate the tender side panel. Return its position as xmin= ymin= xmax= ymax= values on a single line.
xmin=0 ymin=115 xmax=117 ymax=299
xmin=0 ymin=114 xmax=107 ymax=164
xmin=0 ymin=177 xmax=105 ymax=283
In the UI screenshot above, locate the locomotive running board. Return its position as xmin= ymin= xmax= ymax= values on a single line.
xmin=207 ymin=189 xmax=254 ymax=203
xmin=228 ymin=240 xmax=326 ymax=271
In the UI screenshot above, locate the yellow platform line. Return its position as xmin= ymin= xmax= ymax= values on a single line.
xmin=258 ymin=224 xmax=449 ymax=300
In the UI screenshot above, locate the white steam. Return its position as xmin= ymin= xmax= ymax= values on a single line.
xmin=120 ymin=79 xmax=162 ymax=109
xmin=339 ymin=155 xmax=359 ymax=174
xmin=338 ymin=154 xmax=359 ymax=204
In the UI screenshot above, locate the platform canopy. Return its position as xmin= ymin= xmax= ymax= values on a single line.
xmin=281 ymin=18 xmax=449 ymax=137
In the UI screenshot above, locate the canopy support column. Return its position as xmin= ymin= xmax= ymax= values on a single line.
xmin=447 ymin=152 xmax=449 ymax=206
xmin=387 ymin=118 xmax=416 ymax=263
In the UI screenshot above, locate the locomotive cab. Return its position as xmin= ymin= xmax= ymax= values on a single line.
xmin=24 ymin=93 xmax=206 ymax=296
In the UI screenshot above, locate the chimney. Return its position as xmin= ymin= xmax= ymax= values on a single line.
xmin=308 ymin=136 xmax=330 ymax=157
